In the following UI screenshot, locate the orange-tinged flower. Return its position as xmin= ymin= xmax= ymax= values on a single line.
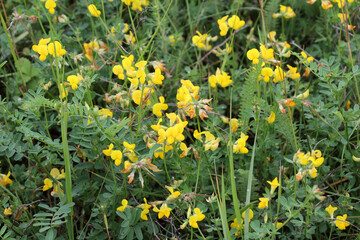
xmin=285 ymin=99 xmax=296 ymax=107
xmin=0 ymin=172 xmax=13 ymax=186
xmin=321 ymin=0 xmax=333 ymax=9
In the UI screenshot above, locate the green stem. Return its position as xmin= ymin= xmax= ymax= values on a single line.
xmin=61 ymin=108 xmax=74 ymax=240
xmin=228 ymin=87 xmax=242 ymax=235
xmin=244 ymin=111 xmax=260 ymax=239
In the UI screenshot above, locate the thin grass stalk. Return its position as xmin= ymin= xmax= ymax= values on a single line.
xmin=61 ymin=108 xmax=74 ymax=240
xmin=244 ymin=113 xmax=260 ymax=239
xmin=228 ymin=88 xmax=242 ymax=235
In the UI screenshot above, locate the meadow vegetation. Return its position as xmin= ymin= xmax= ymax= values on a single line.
xmin=0 ymin=0 xmax=359 ymax=239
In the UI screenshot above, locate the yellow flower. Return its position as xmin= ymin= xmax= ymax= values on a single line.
xmin=286 ymin=65 xmax=300 ymax=80
xmin=242 ymin=209 xmax=254 ymax=222
xmin=267 ymin=111 xmax=275 ymax=124
xmin=296 ymin=89 xmax=309 ymax=100
xmin=260 ymin=44 xmax=274 ymax=61
xmin=258 ymin=198 xmax=269 ymax=209
xmin=279 ymin=5 xmax=296 ymax=19
xmin=153 ymin=204 xmax=171 ymax=219
xmin=98 ymin=108 xmax=113 ymax=119
xmin=227 ymin=15 xmax=245 ymax=30
xmin=48 ymin=41 xmax=66 ymax=58
xmin=32 ymin=38 xmax=51 ymax=61
xmin=59 ymin=83 xmax=68 ymax=99
xmin=267 ymin=177 xmax=280 ymax=194
xmin=167 ymin=187 xmax=181 ymax=200
xmin=4 ymin=208 xmax=12 ymax=216
xmin=267 ymin=31 xmax=276 ymax=41
xmin=152 ymin=68 xmax=165 ymax=85
xmin=321 ymin=0 xmax=333 ymax=9
xmin=88 ymin=4 xmax=101 ymax=17
xmin=131 ymin=0 xmax=149 ymax=11
xmin=230 ymin=118 xmax=239 ymax=132
xmin=132 ymin=88 xmax=154 ymax=106
xmin=276 ymin=222 xmax=283 ymax=228
xmin=233 ymin=132 xmax=249 ymax=154
xmin=179 ymin=142 xmax=189 ymax=158
xmin=67 ymin=75 xmax=80 ymax=90
xmin=192 ymin=31 xmax=207 ymax=49
xmin=208 ymin=68 xmax=232 ymax=88
xmin=45 ymin=0 xmax=56 ymax=14
xmin=189 ymin=208 xmax=205 ymax=228
xmin=117 ymin=199 xmax=128 ymax=212
xmin=113 ymin=65 xmax=125 ymax=80
xmin=111 ymin=150 xmax=123 ymax=166
xmin=0 ymin=172 xmax=13 ymax=186
xmin=325 ymin=204 xmax=337 ymax=218
xmin=273 ymin=66 xmax=286 ymax=82
xmin=301 ymin=51 xmax=314 ymax=64
xmin=217 ymin=15 xmax=229 ymax=36
xmin=308 ymin=166 xmax=317 ymax=178
xmin=335 ymin=214 xmax=350 ymax=230
xmin=247 ymin=49 xmax=260 ymax=64
xmin=138 ymin=198 xmax=152 ymax=220
xmin=122 ymin=0 xmax=135 ymax=6
xmin=153 ymin=97 xmax=168 ymax=117
xmin=261 ymin=67 xmax=274 ymax=82
xmin=42 ymin=168 xmax=65 ymax=196
xmin=230 ymin=218 xmax=243 ymax=230
xmin=103 ymin=143 xmax=114 ymax=156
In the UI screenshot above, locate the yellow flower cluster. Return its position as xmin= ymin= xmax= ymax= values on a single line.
xmin=83 ymin=40 xmax=107 ymax=63
xmin=40 ymin=0 xmax=56 ymax=14
xmin=32 ymin=38 xmax=66 ymax=61
xmin=217 ymin=15 xmax=245 ymax=36
xmin=192 ymin=31 xmax=217 ymax=51
xmin=272 ymin=5 xmax=296 ymax=19
xmin=194 ymin=130 xmax=220 ymax=151
xmin=43 ymin=168 xmax=65 ymax=197
xmin=103 ymin=143 xmax=123 ymax=166
xmin=121 ymin=0 xmax=149 ymax=11
xmin=151 ymin=113 xmax=188 ymax=145
xmin=208 ymin=68 xmax=233 ymax=88
xmin=233 ymin=132 xmax=249 ymax=154
xmin=230 ymin=209 xmax=254 ymax=235
xmin=294 ymin=149 xmax=325 ymax=180
xmin=110 ymin=23 xmax=136 ymax=45
xmin=176 ymin=80 xmax=212 ymax=120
